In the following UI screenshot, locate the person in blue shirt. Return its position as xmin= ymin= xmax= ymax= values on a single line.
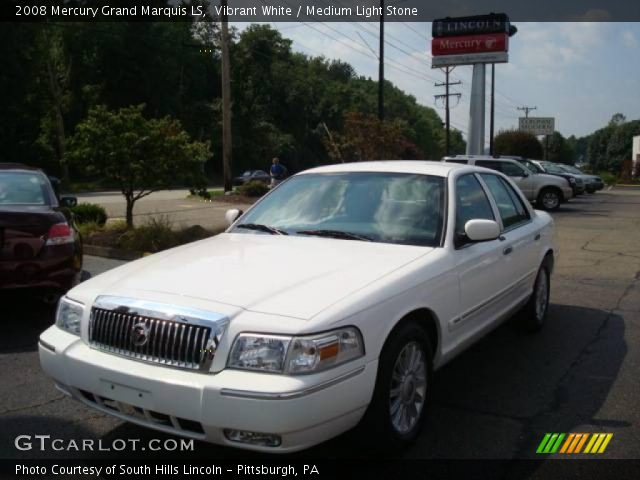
xmin=269 ymin=157 xmax=287 ymax=188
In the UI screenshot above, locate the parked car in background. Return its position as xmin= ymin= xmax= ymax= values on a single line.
xmin=233 ymin=170 xmax=271 ymax=186
xmin=556 ymin=164 xmax=604 ymax=193
xmin=522 ymin=160 xmax=585 ymax=196
xmin=39 ymin=161 xmax=555 ymax=452
xmin=442 ymin=156 xmax=573 ymax=211
xmin=0 ymin=163 xmax=82 ymax=298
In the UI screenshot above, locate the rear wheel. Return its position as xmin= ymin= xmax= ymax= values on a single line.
xmin=537 ymin=188 xmax=562 ymax=211
xmin=360 ymin=322 xmax=433 ymax=451
xmin=520 ymin=262 xmax=551 ymax=332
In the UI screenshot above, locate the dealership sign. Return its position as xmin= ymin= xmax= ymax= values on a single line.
xmin=431 ymin=13 xmax=511 ymax=68
xmin=519 ymin=117 xmax=555 ymax=136
xmin=432 ymin=52 xmax=508 ymax=67
xmin=432 ymin=33 xmax=508 ymax=56
xmin=432 ymin=13 xmax=511 ymax=38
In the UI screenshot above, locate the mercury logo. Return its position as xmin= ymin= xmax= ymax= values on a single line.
xmin=131 ymin=323 xmax=149 ymax=347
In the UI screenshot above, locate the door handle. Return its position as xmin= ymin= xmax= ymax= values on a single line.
xmin=534 ymin=233 xmax=541 ymax=241
xmin=503 ymin=246 xmax=513 ymax=255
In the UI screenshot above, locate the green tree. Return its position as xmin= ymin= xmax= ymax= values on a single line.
xmin=606 ymin=120 xmax=640 ymax=172
xmin=546 ymin=131 xmax=575 ymax=164
xmin=493 ymin=130 xmax=544 ymax=159
xmin=68 ymin=105 xmax=209 ymax=228
xmin=325 ymin=112 xmax=421 ymax=161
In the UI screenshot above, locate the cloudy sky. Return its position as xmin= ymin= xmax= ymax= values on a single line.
xmin=239 ymin=22 xmax=640 ymax=145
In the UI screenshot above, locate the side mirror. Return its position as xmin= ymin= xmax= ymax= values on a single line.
xmin=60 ymin=196 xmax=78 ymax=208
xmin=465 ymin=219 xmax=500 ymax=242
xmin=225 ymin=208 xmax=243 ymax=226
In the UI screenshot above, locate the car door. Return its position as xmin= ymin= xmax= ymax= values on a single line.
xmin=451 ymin=173 xmax=505 ymax=346
xmin=478 ymin=173 xmax=539 ymax=313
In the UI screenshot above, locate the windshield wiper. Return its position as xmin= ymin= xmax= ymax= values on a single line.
xmin=296 ymin=229 xmax=372 ymax=241
xmin=236 ymin=223 xmax=288 ymax=235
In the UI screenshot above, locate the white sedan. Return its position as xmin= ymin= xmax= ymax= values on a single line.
xmin=39 ymin=161 xmax=555 ymax=452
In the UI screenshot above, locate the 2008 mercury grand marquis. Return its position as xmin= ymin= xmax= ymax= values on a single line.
xmin=39 ymin=161 xmax=555 ymax=452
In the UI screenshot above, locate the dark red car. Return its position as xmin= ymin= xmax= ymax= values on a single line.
xmin=0 ymin=163 xmax=82 ymax=298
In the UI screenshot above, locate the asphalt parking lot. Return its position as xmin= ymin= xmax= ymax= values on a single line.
xmin=1 ymin=187 xmax=639 ymax=465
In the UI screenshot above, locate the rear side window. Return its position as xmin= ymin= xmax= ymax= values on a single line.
xmin=480 ymin=174 xmax=529 ymax=229
xmin=455 ymin=174 xmax=495 ymax=237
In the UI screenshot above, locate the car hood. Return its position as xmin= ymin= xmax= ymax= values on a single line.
xmin=81 ymin=233 xmax=433 ymax=320
xmin=536 ymin=173 xmax=570 ymax=186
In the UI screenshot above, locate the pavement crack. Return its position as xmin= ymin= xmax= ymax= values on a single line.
xmin=0 ymin=394 xmax=66 ymax=415
xmin=434 ymin=402 xmax=527 ymax=423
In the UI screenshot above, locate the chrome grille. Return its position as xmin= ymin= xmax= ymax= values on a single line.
xmin=89 ymin=304 xmax=219 ymax=372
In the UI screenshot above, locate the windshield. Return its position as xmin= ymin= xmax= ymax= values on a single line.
xmin=560 ymin=165 xmax=583 ymax=175
xmin=542 ymin=163 xmax=568 ymax=174
xmin=519 ymin=159 xmax=543 ymax=174
xmin=233 ymin=172 xmax=445 ymax=247
xmin=0 ymin=172 xmax=51 ymax=205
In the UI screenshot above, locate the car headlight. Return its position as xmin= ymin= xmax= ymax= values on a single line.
xmin=568 ymin=177 xmax=576 ymax=185
xmin=55 ymin=297 xmax=84 ymax=335
xmin=228 ymin=327 xmax=364 ymax=374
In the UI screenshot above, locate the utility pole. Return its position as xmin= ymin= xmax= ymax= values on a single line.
xmin=435 ymin=67 xmax=462 ymax=156
xmin=489 ymin=63 xmax=495 ymax=155
xmin=378 ymin=0 xmax=384 ymax=121
xmin=517 ymin=105 xmax=537 ymax=118
xmin=220 ymin=0 xmax=233 ymax=193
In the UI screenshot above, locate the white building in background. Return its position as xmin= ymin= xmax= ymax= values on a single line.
xmin=634 ymin=136 xmax=640 ymax=178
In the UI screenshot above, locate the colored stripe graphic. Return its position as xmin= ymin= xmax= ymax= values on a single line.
xmin=538 ymin=433 xmax=613 ymax=454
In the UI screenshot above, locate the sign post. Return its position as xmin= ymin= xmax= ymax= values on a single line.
xmin=467 ymin=64 xmax=486 ymax=155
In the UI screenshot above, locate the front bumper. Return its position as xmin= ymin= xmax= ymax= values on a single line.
xmin=561 ymin=186 xmax=574 ymax=201
xmin=39 ymin=326 xmax=376 ymax=452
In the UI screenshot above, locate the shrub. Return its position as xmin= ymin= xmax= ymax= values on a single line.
xmin=71 ymin=203 xmax=108 ymax=226
xmin=77 ymin=221 xmax=102 ymax=239
xmin=119 ymin=216 xmax=178 ymax=253
xmin=237 ymin=180 xmax=269 ymax=197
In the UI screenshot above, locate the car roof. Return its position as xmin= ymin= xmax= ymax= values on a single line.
xmin=444 ymin=155 xmax=515 ymax=162
xmin=0 ymin=163 xmax=44 ymax=173
xmin=301 ymin=160 xmax=466 ymax=177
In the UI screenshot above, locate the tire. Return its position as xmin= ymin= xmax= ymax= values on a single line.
xmin=360 ymin=322 xmax=433 ymax=451
xmin=537 ymin=187 xmax=562 ymax=211
xmin=520 ymin=261 xmax=551 ymax=332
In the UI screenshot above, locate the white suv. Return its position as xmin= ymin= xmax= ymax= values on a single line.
xmin=443 ymin=156 xmax=573 ymax=211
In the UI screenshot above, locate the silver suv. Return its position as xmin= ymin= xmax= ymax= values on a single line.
xmin=443 ymin=156 xmax=573 ymax=211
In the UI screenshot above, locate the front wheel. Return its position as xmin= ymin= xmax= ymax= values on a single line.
xmin=537 ymin=188 xmax=562 ymax=211
xmin=360 ymin=322 xmax=433 ymax=451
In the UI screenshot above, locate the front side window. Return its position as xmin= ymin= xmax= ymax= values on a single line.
xmin=476 ymin=160 xmax=503 ymax=172
xmin=0 ymin=172 xmax=50 ymax=205
xmin=233 ymin=172 xmax=445 ymax=247
xmin=500 ymin=162 xmax=528 ymax=177
xmin=455 ymin=174 xmax=495 ymax=238
xmin=480 ymin=174 xmax=529 ymax=229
